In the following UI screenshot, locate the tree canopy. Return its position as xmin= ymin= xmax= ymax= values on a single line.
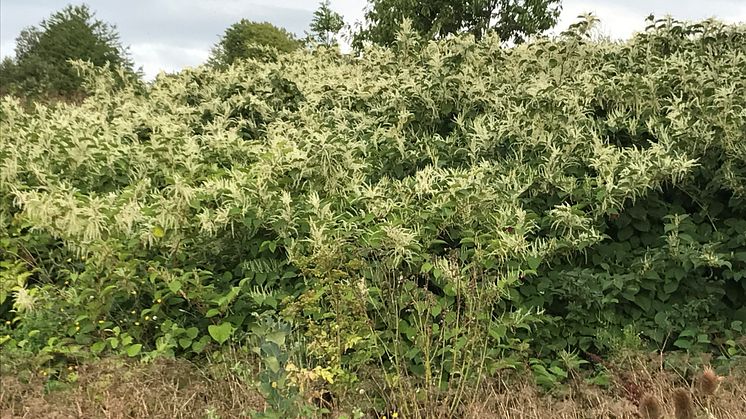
xmin=208 ymin=20 xmax=301 ymax=67
xmin=353 ymin=0 xmax=562 ymax=49
xmin=0 ymin=4 xmax=135 ymax=99
xmin=308 ymin=0 xmax=345 ymax=46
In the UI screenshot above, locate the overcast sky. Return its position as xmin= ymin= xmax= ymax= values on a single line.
xmin=2 ymin=1 xmax=745 ymax=79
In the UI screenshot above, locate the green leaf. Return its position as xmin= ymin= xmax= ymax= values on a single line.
xmin=634 ymin=295 xmax=651 ymax=312
xmin=618 ymin=227 xmax=634 ymax=241
xmin=679 ymin=329 xmax=697 ymax=337
xmin=208 ymin=322 xmax=233 ymax=345
xmin=663 ymin=281 xmax=679 ymax=294
xmin=673 ymin=339 xmax=692 ymax=349
xmin=108 ymin=337 xmax=119 ymax=349
xmin=633 ymin=220 xmax=650 ymax=232
xmin=489 ymin=324 xmax=507 ymax=340
xmin=421 ymin=261 xmax=433 ymax=273
xmin=549 ymin=366 xmax=568 ymax=378
xmin=191 ymin=336 xmax=211 ymax=353
xmin=265 ymin=356 xmax=281 ymax=373
xmin=126 ymin=344 xmax=142 ymax=357
xmin=265 ymin=331 xmax=287 ymax=347
xmin=185 ymin=327 xmax=199 ymax=339
xmin=654 ymin=312 xmax=668 ymax=326
xmin=178 ymin=338 xmax=193 ymax=349
xmin=91 ymin=341 xmax=106 ymax=354
xmin=168 ymin=280 xmax=182 ymax=294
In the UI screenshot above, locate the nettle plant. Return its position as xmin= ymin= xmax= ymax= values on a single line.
xmin=0 ymin=15 xmax=744 ymax=398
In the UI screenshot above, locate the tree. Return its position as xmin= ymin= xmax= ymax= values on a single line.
xmin=353 ymin=0 xmax=562 ymax=49
xmin=0 ymin=58 xmax=18 ymax=96
xmin=1 ymin=4 xmax=135 ymax=98
xmin=209 ymin=20 xmax=301 ymax=67
xmin=309 ymin=1 xmax=345 ymax=46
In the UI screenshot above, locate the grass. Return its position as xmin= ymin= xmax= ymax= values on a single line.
xmin=2 ymin=351 xmax=745 ymax=418
xmin=0 ymin=357 xmax=264 ymax=419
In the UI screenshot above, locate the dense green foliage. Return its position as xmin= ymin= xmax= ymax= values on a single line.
xmin=0 ymin=4 xmax=135 ymax=99
xmin=1 ymin=15 xmax=745 ymax=412
xmin=309 ymin=1 xmax=345 ymax=46
xmin=208 ymin=20 xmax=301 ymax=67
xmin=353 ymin=0 xmax=562 ymax=49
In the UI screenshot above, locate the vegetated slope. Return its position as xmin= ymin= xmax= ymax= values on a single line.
xmin=1 ymin=16 xmax=745 ymax=400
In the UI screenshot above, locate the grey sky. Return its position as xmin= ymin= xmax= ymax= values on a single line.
xmin=1 ymin=1 xmax=744 ymax=79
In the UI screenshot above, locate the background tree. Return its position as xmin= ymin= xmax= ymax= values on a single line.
xmin=209 ymin=20 xmax=301 ymax=67
xmin=308 ymin=0 xmax=345 ymax=46
xmin=0 ymin=58 xmax=18 ymax=96
xmin=0 ymin=4 xmax=135 ymax=99
xmin=353 ymin=0 xmax=562 ymax=49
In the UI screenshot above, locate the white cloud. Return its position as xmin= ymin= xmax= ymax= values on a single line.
xmin=129 ymin=43 xmax=210 ymax=79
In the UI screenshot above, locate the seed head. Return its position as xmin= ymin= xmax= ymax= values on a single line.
xmin=672 ymin=388 xmax=694 ymax=419
xmin=700 ymin=366 xmax=721 ymax=396
xmin=639 ymin=394 xmax=663 ymax=419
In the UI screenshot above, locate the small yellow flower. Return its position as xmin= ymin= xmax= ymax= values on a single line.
xmin=271 ymin=381 xmax=277 ymax=388
xmin=75 ymin=326 xmax=80 ymax=331
xmin=134 ymin=322 xmax=140 ymax=326
xmin=156 ymin=299 xmax=162 ymax=304
xmin=393 ymin=413 xmax=399 ymax=418
xmin=98 ymin=320 xmax=104 ymax=324
xmin=144 ymin=316 xmax=150 ymax=321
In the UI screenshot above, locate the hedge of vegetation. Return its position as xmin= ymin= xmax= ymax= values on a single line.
xmin=1 ymin=16 xmax=745 ymax=414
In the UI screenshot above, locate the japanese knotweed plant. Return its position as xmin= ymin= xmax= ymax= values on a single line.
xmin=0 ymin=15 xmax=744 ymax=404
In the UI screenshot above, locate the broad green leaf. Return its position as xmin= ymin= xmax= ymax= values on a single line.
xmin=208 ymin=322 xmax=233 ymax=345
xmin=91 ymin=341 xmax=106 ymax=354
xmin=185 ymin=327 xmax=199 ymax=339
xmin=126 ymin=344 xmax=142 ymax=357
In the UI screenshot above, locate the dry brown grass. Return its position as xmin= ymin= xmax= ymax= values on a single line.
xmin=1 ymin=354 xmax=745 ymax=419
xmin=457 ymin=359 xmax=746 ymax=419
xmin=0 ymin=357 xmax=264 ymax=419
